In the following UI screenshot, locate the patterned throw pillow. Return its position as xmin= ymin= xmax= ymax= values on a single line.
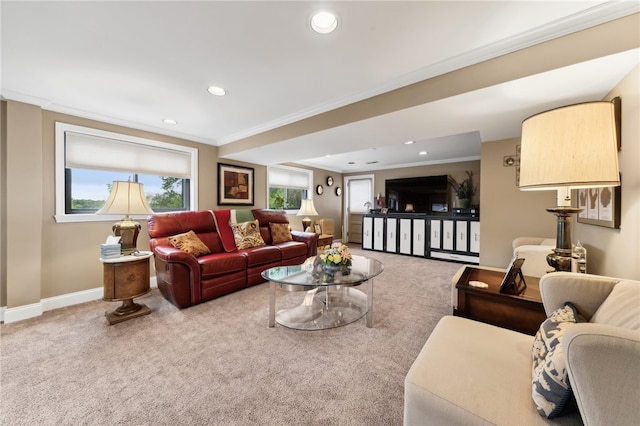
xmin=532 ymin=302 xmax=583 ymax=419
xmin=231 ymin=220 xmax=266 ymax=250
xmin=269 ymin=222 xmax=292 ymax=244
xmin=168 ymin=230 xmax=211 ymax=257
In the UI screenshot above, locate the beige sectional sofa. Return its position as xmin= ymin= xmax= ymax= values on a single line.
xmin=404 ymin=272 xmax=640 ymax=425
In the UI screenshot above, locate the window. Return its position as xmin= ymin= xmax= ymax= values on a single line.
xmin=55 ymin=123 xmax=198 ymax=223
xmin=267 ymin=165 xmax=312 ymax=211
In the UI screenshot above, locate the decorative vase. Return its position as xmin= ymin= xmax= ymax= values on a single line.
xmin=322 ymin=264 xmax=342 ymax=281
xmin=458 ymin=198 xmax=471 ymax=208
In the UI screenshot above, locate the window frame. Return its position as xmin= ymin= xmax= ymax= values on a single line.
xmin=267 ymin=165 xmax=313 ymax=213
xmin=54 ymin=122 xmax=198 ymax=223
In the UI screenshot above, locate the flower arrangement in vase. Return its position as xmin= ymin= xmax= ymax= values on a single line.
xmin=319 ymin=242 xmax=352 ymax=278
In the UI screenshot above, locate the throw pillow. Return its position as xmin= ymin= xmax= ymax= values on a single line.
xmin=531 ymin=302 xmax=583 ymax=419
xmin=168 ymin=230 xmax=211 ymax=257
xmin=269 ymin=222 xmax=293 ymax=244
xmin=590 ymin=281 xmax=640 ymax=330
xmin=231 ymin=220 xmax=265 ymax=250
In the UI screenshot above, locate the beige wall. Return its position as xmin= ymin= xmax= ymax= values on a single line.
xmin=574 ymin=65 xmax=639 ymax=280
xmin=479 ymin=138 xmax=556 ymax=268
xmin=0 ymin=107 xmax=344 ymax=309
xmin=480 ymin=66 xmax=640 ymax=280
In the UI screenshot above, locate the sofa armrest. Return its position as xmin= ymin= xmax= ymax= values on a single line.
xmin=564 ymin=323 xmax=640 ymax=425
xmin=512 ymin=236 xmax=552 ymax=250
xmin=291 ymin=230 xmax=319 ymax=258
xmin=540 ymin=272 xmax=620 ymax=319
xmin=153 ymin=245 xmax=200 ymax=270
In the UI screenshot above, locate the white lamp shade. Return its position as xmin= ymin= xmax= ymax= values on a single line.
xmin=96 ymin=181 xmax=154 ymax=216
xmin=519 ymin=101 xmax=620 ymax=190
xmin=297 ymin=199 xmax=319 ymax=217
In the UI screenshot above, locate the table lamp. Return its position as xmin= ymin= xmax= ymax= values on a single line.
xmin=519 ymin=98 xmax=620 ymax=271
xmin=297 ymin=199 xmax=318 ymax=232
xmin=96 ymin=181 xmax=154 ymax=255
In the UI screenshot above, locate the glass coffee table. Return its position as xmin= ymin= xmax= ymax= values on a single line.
xmin=262 ymin=255 xmax=384 ymax=330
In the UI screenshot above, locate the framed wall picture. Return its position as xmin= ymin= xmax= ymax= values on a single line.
xmin=577 ymin=181 xmax=621 ymax=229
xmin=217 ymin=163 xmax=254 ymax=205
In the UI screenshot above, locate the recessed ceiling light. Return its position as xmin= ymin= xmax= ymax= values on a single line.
xmin=348 ymin=161 xmax=355 ymax=165
xmin=162 ymin=119 xmax=178 ymax=125
xmin=419 ymin=151 xmax=428 ymax=156
xmin=311 ymin=11 xmax=338 ymax=34
xmin=404 ymin=140 xmax=415 ymax=145
xmin=207 ymin=86 xmax=226 ymax=96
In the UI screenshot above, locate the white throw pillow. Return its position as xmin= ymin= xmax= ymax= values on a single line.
xmin=590 ymin=281 xmax=640 ymax=330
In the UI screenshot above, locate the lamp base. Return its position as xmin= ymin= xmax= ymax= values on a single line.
xmin=302 ymin=218 xmax=312 ymax=232
xmin=113 ymin=218 xmax=141 ymax=256
xmin=546 ymin=206 xmax=582 ymax=272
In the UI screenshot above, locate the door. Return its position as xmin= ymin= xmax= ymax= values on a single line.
xmin=399 ymin=218 xmax=412 ymax=254
xmin=362 ymin=216 xmax=373 ymax=250
xmin=373 ymin=217 xmax=385 ymax=251
xmin=412 ymin=219 xmax=426 ymax=257
xmin=469 ymin=221 xmax=480 ymax=254
xmin=456 ymin=220 xmax=469 ymax=253
xmin=344 ymin=175 xmax=374 ymax=243
xmin=443 ymin=220 xmax=454 ymax=251
xmin=385 ymin=218 xmax=397 ymax=253
xmin=430 ymin=219 xmax=441 ymax=250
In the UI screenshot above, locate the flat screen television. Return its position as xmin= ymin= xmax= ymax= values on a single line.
xmin=385 ymin=175 xmax=450 ymax=214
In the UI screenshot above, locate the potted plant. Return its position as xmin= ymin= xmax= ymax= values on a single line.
xmin=450 ymin=171 xmax=477 ymax=208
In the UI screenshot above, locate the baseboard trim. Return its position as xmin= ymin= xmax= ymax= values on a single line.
xmin=1 ymin=277 xmax=158 ymax=324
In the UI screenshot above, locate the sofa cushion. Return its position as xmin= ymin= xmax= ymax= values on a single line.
xmin=231 ymin=220 xmax=266 ymax=250
xmin=532 ymin=302 xmax=583 ymax=419
xmin=168 ymin=230 xmax=211 ymax=257
xmin=269 ymin=222 xmax=293 ymax=244
xmin=198 ymin=252 xmax=247 ymax=279
xmin=590 ymin=281 xmax=640 ymax=330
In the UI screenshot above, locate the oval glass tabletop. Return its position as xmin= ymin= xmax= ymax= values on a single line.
xmin=261 ymin=255 xmax=384 ymax=288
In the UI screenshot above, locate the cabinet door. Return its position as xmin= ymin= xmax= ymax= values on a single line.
xmin=412 ymin=219 xmax=426 ymax=257
xmin=385 ymin=218 xmax=397 ymax=253
xmin=442 ymin=220 xmax=454 ymax=251
xmin=469 ymin=221 xmax=480 ymax=254
xmin=399 ymin=218 xmax=412 ymax=254
xmin=373 ymin=217 xmax=385 ymax=251
xmin=455 ymin=220 xmax=469 ymax=253
xmin=362 ymin=216 xmax=373 ymax=250
xmin=430 ymin=219 xmax=441 ymax=249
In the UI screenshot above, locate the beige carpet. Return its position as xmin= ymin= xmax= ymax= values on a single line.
xmin=0 ymin=248 xmax=462 ymax=426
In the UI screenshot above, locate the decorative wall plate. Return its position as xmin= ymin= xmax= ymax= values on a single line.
xmin=335 ymin=187 xmax=342 ymax=196
xmin=316 ymin=184 xmax=324 ymax=195
xmin=326 ymin=176 xmax=334 ymax=186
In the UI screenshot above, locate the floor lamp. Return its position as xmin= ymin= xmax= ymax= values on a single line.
xmin=519 ymin=99 xmax=620 ymax=272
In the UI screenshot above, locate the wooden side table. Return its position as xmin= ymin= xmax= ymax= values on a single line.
xmin=101 ymin=252 xmax=152 ymax=325
xmin=317 ymin=234 xmax=334 ymax=253
xmin=454 ymin=266 xmax=546 ymax=335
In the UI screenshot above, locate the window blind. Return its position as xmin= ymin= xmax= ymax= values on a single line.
xmin=65 ymin=131 xmax=192 ymax=178
xmin=268 ymin=166 xmax=310 ymax=189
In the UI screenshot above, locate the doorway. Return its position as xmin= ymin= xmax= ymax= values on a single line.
xmin=343 ymin=174 xmax=374 ymax=243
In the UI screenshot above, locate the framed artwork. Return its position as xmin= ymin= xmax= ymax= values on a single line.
xmin=217 ymin=163 xmax=254 ymax=205
xmin=577 ymin=181 xmax=621 ymax=229
xmin=314 ymin=224 xmax=322 ymax=234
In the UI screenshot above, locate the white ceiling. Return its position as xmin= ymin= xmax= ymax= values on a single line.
xmin=2 ymin=1 xmax=639 ymax=173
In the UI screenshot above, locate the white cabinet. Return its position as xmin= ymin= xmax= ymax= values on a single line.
xmin=455 ymin=221 xmax=468 ymax=252
xmin=429 ymin=218 xmax=479 ymax=264
xmin=362 ymin=216 xmax=373 ymax=250
xmin=442 ymin=220 xmax=454 ymax=251
xmin=412 ymin=219 xmax=426 ymax=257
xmin=469 ymin=221 xmax=480 ymax=254
xmin=373 ymin=217 xmax=385 ymax=251
xmin=399 ymin=218 xmax=412 ymax=255
xmin=385 ymin=218 xmax=397 ymax=253
xmin=430 ymin=219 xmax=441 ymax=250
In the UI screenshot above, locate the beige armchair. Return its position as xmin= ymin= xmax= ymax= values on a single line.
xmin=405 ymin=272 xmax=640 ymax=425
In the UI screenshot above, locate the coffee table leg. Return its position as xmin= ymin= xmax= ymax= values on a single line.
xmin=366 ymin=278 xmax=374 ymax=328
xmin=269 ymin=281 xmax=276 ymax=327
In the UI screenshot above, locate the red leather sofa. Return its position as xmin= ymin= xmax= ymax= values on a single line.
xmin=147 ymin=209 xmax=318 ymax=308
